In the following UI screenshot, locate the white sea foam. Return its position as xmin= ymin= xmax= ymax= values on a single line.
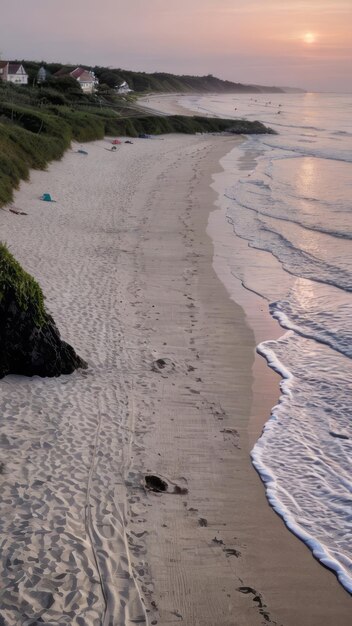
xmin=252 ymin=339 xmax=352 ymax=593
xmin=185 ymin=92 xmax=352 ymax=593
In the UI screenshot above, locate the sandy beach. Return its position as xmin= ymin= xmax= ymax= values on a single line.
xmin=0 ymin=126 xmax=351 ymax=625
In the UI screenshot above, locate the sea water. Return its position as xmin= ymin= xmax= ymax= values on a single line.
xmin=183 ymin=92 xmax=352 ymax=593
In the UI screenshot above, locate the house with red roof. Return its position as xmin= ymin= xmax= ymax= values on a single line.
xmin=54 ymin=67 xmax=98 ymax=93
xmin=0 ymin=62 xmax=28 ymax=85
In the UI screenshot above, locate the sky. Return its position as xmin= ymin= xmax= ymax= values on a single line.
xmin=1 ymin=0 xmax=352 ymax=91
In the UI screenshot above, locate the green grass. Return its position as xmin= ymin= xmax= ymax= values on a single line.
xmin=0 ymin=243 xmax=47 ymax=327
xmin=0 ymin=91 xmax=274 ymax=208
xmin=0 ymin=122 xmax=67 ymax=205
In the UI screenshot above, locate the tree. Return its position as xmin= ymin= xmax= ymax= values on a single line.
xmin=96 ymin=70 xmax=121 ymax=89
xmin=44 ymin=76 xmax=83 ymax=98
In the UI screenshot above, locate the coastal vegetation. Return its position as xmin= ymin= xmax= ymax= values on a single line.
xmin=22 ymin=60 xmax=285 ymax=94
xmin=0 ymin=243 xmax=46 ymax=326
xmin=0 ymin=243 xmax=87 ymax=378
xmin=0 ymin=78 xmax=274 ymax=208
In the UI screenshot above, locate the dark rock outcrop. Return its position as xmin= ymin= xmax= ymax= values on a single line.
xmin=0 ymin=244 xmax=87 ymax=378
xmin=227 ymin=120 xmax=277 ymax=134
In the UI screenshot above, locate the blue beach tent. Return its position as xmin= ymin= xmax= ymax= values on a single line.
xmin=40 ymin=193 xmax=55 ymax=202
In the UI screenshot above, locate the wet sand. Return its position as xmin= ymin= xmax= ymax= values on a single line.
xmin=0 ymin=129 xmax=350 ymax=625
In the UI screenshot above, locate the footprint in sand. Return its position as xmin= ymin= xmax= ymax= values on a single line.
xmin=151 ymin=358 xmax=175 ymax=374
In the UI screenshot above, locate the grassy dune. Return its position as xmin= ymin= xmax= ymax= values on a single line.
xmin=0 ymin=243 xmax=46 ymax=326
xmin=0 ymin=99 xmax=273 ymax=207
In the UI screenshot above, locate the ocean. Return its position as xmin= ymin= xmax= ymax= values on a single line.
xmin=182 ymin=92 xmax=352 ymax=593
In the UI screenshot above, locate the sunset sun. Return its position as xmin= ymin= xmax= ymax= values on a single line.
xmin=303 ymin=32 xmax=316 ymax=44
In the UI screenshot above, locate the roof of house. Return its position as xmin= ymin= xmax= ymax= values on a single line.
xmin=53 ymin=68 xmax=69 ymax=77
xmin=0 ymin=62 xmax=27 ymax=74
xmin=9 ymin=63 xmax=26 ymax=74
xmin=54 ymin=67 xmax=95 ymax=81
xmin=71 ymin=68 xmax=95 ymax=81
xmin=70 ymin=67 xmax=86 ymax=79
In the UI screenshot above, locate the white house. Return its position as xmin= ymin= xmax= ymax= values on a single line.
xmin=54 ymin=67 xmax=98 ymax=93
xmin=37 ymin=66 xmax=47 ymax=84
xmin=117 ymin=81 xmax=132 ymax=94
xmin=0 ymin=62 xmax=28 ymax=85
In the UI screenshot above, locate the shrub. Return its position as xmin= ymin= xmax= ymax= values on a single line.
xmin=0 ymin=243 xmax=46 ymax=327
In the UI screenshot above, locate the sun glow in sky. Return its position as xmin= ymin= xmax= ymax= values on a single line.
xmin=1 ymin=0 xmax=351 ymax=91
xmin=303 ymin=33 xmax=317 ymax=44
